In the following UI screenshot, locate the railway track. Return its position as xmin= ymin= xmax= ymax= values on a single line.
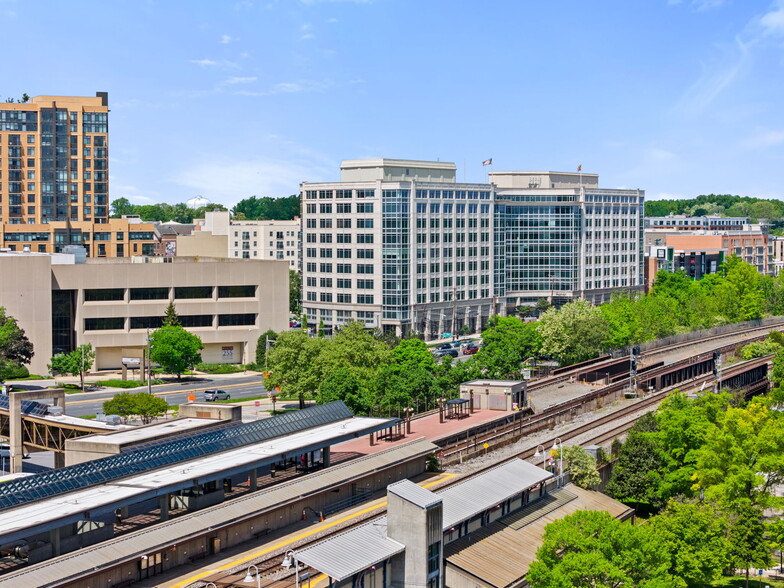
xmin=193 ymin=328 xmax=781 ymax=587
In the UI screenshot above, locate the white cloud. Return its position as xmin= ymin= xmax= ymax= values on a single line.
xmin=301 ymin=33 xmax=315 ymax=40
xmin=648 ymin=148 xmax=676 ymax=161
xmin=189 ymin=58 xmax=239 ymax=69
xmin=674 ymin=36 xmax=750 ymax=115
xmin=667 ymin=0 xmax=727 ymax=10
xmin=327 ymin=17 xmax=338 ymax=23
xmin=171 ymin=158 xmax=332 ymax=203
xmin=222 ymin=76 xmax=257 ymax=85
xmin=741 ymin=128 xmax=784 ymax=149
xmin=220 ymin=34 xmax=239 ymax=44
xmin=234 ymin=79 xmax=329 ymax=96
xmin=759 ymin=3 xmax=784 ymax=36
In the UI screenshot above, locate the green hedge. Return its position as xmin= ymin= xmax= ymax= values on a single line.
xmin=195 ymin=363 xmax=245 ymax=374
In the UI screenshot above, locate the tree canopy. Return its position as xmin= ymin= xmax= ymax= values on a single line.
xmin=103 ymin=392 xmax=169 ymax=424
xmin=231 ymin=195 xmax=300 ymax=220
xmin=110 ymin=197 xmax=227 ymax=222
xmin=149 ymin=326 xmax=204 ymax=380
xmin=48 ymin=344 xmax=95 ymax=389
xmin=0 ymin=307 xmax=34 ymax=383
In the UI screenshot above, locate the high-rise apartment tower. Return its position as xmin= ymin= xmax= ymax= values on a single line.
xmin=0 ymin=92 xmax=109 ymax=225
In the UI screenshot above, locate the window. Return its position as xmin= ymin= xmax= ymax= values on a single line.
xmin=84 ymin=288 xmax=124 ymax=302
xmin=357 ymin=279 xmax=374 ymax=289
xmin=357 ymin=249 xmax=374 ymax=259
xmin=320 ymin=263 xmax=333 ymax=273
xmin=337 ymin=293 xmax=351 ymax=303
xmin=174 ymin=286 xmax=213 ymax=299
xmin=218 ymin=285 xmax=256 ymax=298
xmin=130 ymin=287 xmax=168 ymax=301
xmin=84 ymin=317 xmax=124 ymax=330
xmin=357 ymin=264 xmax=374 ymax=274
xmin=356 ymin=219 xmax=374 ymax=229
xmin=337 ymin=249 xmax=351 ymax=259
xmin=130 ymin=316 xmax=163 ymax=329
xmin=356 ymin=202 xmax=374 ymax=213
xmin=336 ymin=202 xmax=351 ymax=213
xmin=337 ymin=234 xmax=351 ymax=243
xmin=357 ymin=234 xmax=374 ymax=243
xmin=180 ymin=315 xmax=213 ymax=328
xmin=337 ymin=278 xmax=351 ymax=288
xmin=319 ymin=203 xmax=332 ymax=214
xmin=218 ymin=313 xmax=257 ymax=326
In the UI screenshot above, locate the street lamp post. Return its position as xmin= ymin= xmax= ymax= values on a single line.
xmin=552 ymin=438 xmax=563 ymax=486
xmin=243 ymin=564 xmax=261 ymax=588
xmin=265 ymin=335 xmax=276 ymax=374
xmin=146 ymin=329 xmax=152 ymax=395
xmin=282 ymin=550 xmax=300 ymax=588
xmin=533 ymin=445 xmax=547 ymax=470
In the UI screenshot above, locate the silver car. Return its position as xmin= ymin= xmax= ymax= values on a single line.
xmin=204 ymin=389 xmax=230 ymax=401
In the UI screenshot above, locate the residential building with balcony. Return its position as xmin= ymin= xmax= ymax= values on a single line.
xmin=0 ymin=92 xmax=109 ymax=225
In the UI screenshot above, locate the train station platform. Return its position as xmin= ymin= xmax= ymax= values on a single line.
xmin=334 ymin=406 xmax=516 ymax=456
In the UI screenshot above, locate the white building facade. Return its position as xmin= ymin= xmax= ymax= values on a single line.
xmin=301 ymin=160 xmax=645 ymax=337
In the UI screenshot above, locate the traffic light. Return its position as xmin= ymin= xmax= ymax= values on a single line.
xmin=632 ymin=345 xmax=640 ymax=356
xmin=712 ymin=351 xmax=720 ymax=377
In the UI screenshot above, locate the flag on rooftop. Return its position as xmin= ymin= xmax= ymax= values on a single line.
xmin=482 ymin=158 xmax=493 ymax=166
xmin=577 ymin=164 xmax=582 ymax=172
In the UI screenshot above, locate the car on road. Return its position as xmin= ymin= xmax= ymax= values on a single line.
xmin=462 ymin=344 xmax=480 ymax=355
xmin=204 ymin=389 xmax=230 ymax=402
xmin=433 ymin=347 xmax=459 ymax=358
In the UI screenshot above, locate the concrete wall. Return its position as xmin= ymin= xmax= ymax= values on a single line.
xmin=0 ymin=255 xmax=54 ymax=375
xmin=176 ymin=231 xmax=229 ymax=258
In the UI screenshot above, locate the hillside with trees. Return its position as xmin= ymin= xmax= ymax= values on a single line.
xmin=645 ymin=194 xmax=784 ymax=228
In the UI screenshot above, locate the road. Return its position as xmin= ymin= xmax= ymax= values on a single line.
xmin=9 ymin=375 xmax=269 ymax=417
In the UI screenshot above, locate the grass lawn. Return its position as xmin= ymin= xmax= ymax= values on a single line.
xmin=705 ymin=575 xmax=784 ymax=587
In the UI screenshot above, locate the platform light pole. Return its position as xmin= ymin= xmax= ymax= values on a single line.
xmin=533 ymin=445 xmax=547 ymax=471
xmin=282 ymin=550 xmax=300 ymax=588
xmin=243 ymin=563 xmax=261 ymax=587
xmin=552 ymin=438 xmax=563 ymax=486
xmin=146 ymin=329 xmax=152 ymax=395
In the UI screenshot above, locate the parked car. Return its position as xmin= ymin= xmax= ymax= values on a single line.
xmin=204 ymin=389 xmax=230 ymax=401
xmin=434 ymin=348 xmax=459 ymax=358
xmin=435 ymin=343 xmax=453 ymax=350
xmin=462 ymin=344 xmax=480 ymax=355
xmin=0 ymin=445 xmax=30 ymax=459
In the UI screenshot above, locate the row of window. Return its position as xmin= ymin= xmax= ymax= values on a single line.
xmin=83 ymin=285 xmax=255 ymax=302
xmin=306 ymin=277 xmax=375 ymax=289
xmin=305 ymin=248 xmax=375 ymax=259
xmin=305 ymin=292 xmax=375 ymax=304
xmin=84 ymin=313 xmax=256 ymax=331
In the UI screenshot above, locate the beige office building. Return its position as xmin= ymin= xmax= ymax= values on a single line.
xmin=0 ymin=93 xmax=109 ymax=225
xmin=0 ymin=252 xmax=288 ymax=375
xmin=179 ymin=211 xmax=300 ymax=269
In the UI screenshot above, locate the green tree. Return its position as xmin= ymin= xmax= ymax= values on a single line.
xmin=605 ymin=432 xmax=665 ymax=510
xmin=289 ymin=270 xmax=302 ymax=314
xmin=475 ymin=316 xmax=541 ymax=378
xmin=231 ymin=195 xmax=301 ymax=220
xmin=109 ymin=197 xmax=136 ymax=218
xmin=537 ymin=299 xmax=609 ymax=366
xmin=693 ymin=400 xmax=784 ymax=509
xmin=767 ymin=518 xmax=784 ymax=574
xmin=727 ymin=504 xmax=771 ymax=587
xmin=318 ymin=318 xmax=325 ymax=338
xmin=313 ymin=321 xmax=392 ymax=385
xmin=255 ymin=329 xmax=278 ymax=370
xmin=558 ymin=445 xmax=600 ymax=490
xmin=527 ymin=510 xmax=669 ymax=588
xmin=48 ymin=344 xmax=95 ymax=389
xmin=103 ymin=392 xmax=169 ymax=425
xmin=0 ymin=307 xmax=34 ymax=383
xmin=149 ymin=326 xmax=204 ymax=380
xmin=316 ymin=368 xmax=374 ymax=414
xmin=648 ymin=500 xmax=730 ymax=587
xmin=264 ymin=330 xmax=326 ymax=407
xmin=162 ymin=302 xmax=181 ymax=327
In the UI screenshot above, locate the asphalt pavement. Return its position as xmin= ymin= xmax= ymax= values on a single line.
xmin=6 ymin=372 xmax=269 ymax=417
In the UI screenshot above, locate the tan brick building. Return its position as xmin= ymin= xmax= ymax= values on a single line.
xmin=0 ymin=93 xmax=109 ymax=225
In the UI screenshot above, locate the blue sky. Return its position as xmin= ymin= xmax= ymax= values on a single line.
xmin=4 ymin=0 xmax=784 ymax=207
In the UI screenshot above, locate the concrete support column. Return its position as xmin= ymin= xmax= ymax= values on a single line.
xmin=323 ymin=447 xmax=330 ymax=468
xmin=8 ymin=393 xmax=23 ymax=474
xmin=49 ymin=527 xmax=61 ymax=557
xmin=159 ymin=494 xmax=169 ymax=521
xmin=249 ymin=468 xmax=258 ymax=491
xmin=369 ymin=432 xmax=375 ymax=447
xmin=54 ymin=452 xmax=65 ymax=469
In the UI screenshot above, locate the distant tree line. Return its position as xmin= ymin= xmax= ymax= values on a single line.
xmin=645 ymin=194 xmax=784 ymax=230
xmin=109 ymin=195 xmax=300 ymax=223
